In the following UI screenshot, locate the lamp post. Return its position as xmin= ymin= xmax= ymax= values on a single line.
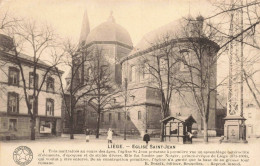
xmin=124 ymin=78 xmax=128 ymax=140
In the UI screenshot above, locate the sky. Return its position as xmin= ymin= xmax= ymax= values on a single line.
xmin=0 ymin=0 xmax=216 ymax=45
xmin=1 ymin=0 xmax=258 ymax=104
xmin=0 ymin=0 xmax=221 ymax=81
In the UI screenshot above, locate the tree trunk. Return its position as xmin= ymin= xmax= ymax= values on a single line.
xmin=160 ymin=122 xmax=164 ymax=142
xmin=69 ymin=117 xmax=74 ymax=139
xmin=30 ymin=117 xmax=36 ymax=140
xmin=203 ymin=118 xmax=208 ymax=143
xmin=96 ymin=113 xmax=100 ymax=138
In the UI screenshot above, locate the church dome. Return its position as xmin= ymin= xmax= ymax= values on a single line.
xmin=127 ymin=16 xmax=206 ymax=58
xmin=85 ymin=13 xmax=133 ymax=47
xmin=128 ymin=18 xmax=186 ymax=57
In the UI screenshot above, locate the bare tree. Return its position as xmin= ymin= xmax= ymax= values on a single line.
xmin=0 ymin=11 xmax=19 ymax=30
xmin=170 ymin=0 xmax=260 ymax=142
xmin=55 ymin=40 xmax=96 ymax=139
xmin=174 ymin=17 xmax=223 ymax=142
xmin=3 ymin=19 xmax=61 ymax=140
xmin=87 ymin=46 xmax=115 ymax=139
xmin=139 ymin=32 xmax=185 ymax=142
xmin=209 ymin=0 xmax=260 ymax=110
xmin=139 ymin=16 xmax=226 ymax=142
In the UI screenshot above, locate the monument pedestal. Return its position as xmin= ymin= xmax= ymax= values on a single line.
xmin=221 ymin=116 xmax=247 ymax=143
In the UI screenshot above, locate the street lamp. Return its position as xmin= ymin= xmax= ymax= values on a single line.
xmin=124 ymin=78 xmax=128 ymax=140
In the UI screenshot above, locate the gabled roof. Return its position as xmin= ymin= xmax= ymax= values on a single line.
xmin=161 ymin=115 xmax=196 ymax=124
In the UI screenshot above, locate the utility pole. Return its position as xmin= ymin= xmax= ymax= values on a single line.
xmin=222 ymin=0 xmax=247 ymax=143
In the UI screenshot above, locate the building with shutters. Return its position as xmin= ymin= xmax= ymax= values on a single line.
xmin=0 ymin=34 xmax=64 ymax=140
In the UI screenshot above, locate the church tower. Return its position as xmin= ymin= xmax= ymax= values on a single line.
xmin=79 ymin=10 xmax=90 ymax=44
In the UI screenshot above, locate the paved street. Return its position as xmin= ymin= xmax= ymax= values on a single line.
xmin=1 ymin=134 xmax=260 ymax=145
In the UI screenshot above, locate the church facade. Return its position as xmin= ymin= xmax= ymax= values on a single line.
xmin=62 ymin=11 xmax=219 ymax=137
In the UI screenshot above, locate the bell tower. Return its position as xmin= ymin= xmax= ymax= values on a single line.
xmin=79 ymin=9 xmax=90 ymax=44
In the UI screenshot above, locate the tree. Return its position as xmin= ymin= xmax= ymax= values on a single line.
xmin=209 ymin=0 xmax=260 ymax=110
xmin=0 ymin=11 xmax=19 ymax=30
xmin=0 ymin=11 xmax=20 ymax=95
xmin=3 ymin=20 xmax=61 ymax=140
xmin=111 ymin=79 xmax=139 ymax=140
xmin=87 ymin=46 xmax=115 ymax=139
xmin=172 ymin=0 xmax=260 ymax=142
xmin=55 ymin=40 xmax=95 ymax=139
xmin=139 ymin=16 xmax=225 ymax=142
xmin=139 ymin=32 xmax=185 ymax=142
xmin=173 ymin=17 xmax=222 ymax=142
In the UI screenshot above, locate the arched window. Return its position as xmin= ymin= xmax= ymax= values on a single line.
xmin=109 ymin=113 xmax=112 ymax=122
xmin=85 ymin=67 xmax=92 ymax=79
xmin=159 ymin=57 xmax=167 ymax=74
xmin=140 ymin=63 xmax=150 ymax=81
xmin=118 ymin=112 xmax=121 ymax=121
xmin=138 ymin=111 xmax=141 ymax=120
xmin=179 ymin=49 xmax=190 ymax=72
xmin=130 ymin=65 xmax=136 ymax=82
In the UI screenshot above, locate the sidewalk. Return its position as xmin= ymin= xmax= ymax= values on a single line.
xmin=1 ymin=133 xmax=259 ymax=145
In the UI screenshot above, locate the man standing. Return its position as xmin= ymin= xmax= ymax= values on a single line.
xmin=143 ymin=130 xmax=150 ymax=145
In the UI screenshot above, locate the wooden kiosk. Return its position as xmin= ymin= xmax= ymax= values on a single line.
xmin=161 ymin=115 xmax=196 ymax=144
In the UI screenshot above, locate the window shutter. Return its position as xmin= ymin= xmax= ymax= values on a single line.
xmin=7 ymin=92 xmax=10 ymax=113
xmin=45 ymin=99 xmax=48 ymax=116
xmin=8 ymin=72 xmax=11 ymax=84
xmin=17 ymin=69 xmax=20 ymax=86
xmin=17 ymin=93 xmax=19 ymax=113
xmin=129 ymin=67 xmax=132 ymax=82
xmin=52 ymin=99 xmax=54 ymax=116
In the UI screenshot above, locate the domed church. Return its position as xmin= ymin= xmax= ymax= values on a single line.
xmin=63 ymin=11 xmax=219 ymax=137
xmin=62 ymin=11 xmax=134 ymax=133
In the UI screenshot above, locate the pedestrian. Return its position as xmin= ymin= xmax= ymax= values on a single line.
xmin=186 ymin=132 xmax=193 ymax=143
xmin=107 ymin=128 xmax=113 ymax=144
xmin=143 ymin=130 xmax=150 ymax=145
xmin=85 ymin=128 xmax=90 ymax=142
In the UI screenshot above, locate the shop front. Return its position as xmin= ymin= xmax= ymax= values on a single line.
xmin=39 ymin=117 xmax=61 ymax=137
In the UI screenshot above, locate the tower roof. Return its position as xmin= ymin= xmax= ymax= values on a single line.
xmin=79 ymin=10 xmax=90 ymax=44
xmin=85 ymin=12 xmax=133 ymax=47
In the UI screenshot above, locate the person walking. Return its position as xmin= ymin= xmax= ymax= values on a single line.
xmin=85 ymin=128 xmax=90 ymax=142
xmin=107 ymin=128 xmax=113 ymax=144
xmin=143 ymin=130 xmax=150 ymax=145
